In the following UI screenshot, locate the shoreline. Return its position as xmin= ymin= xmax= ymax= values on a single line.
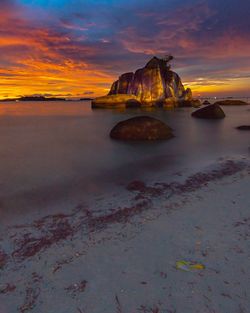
xmin=0 ymin=156 xmax=249 ymax=312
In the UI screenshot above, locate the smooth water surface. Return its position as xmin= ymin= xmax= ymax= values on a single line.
xmin=0 ymin=101 xmax=249 ymax=220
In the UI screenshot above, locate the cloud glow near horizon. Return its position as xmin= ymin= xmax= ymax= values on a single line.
xmin=0 ymin=0 xmax=250 ymax=99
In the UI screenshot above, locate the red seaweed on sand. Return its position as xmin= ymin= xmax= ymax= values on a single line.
xmin=6 ymin=159 xmax=249 ymax=266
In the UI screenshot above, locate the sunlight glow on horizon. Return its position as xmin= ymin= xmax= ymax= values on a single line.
xmin=0 ymin=0 xmax=250 ymax=100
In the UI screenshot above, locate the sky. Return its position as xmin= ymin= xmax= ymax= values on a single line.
xmin=0 ymin=0 xmax=250 ymax=99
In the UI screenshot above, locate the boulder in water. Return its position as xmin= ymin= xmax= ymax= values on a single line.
xmin=110 ymin=116 xmax=174 ymax=141
xmin=203 ymin=100 xmax=211 ymax=105
xmin=192 ymin=104 xmax=226 ymax=119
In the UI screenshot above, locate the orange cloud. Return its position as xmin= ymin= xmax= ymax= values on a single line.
xmin=0 ymin=0 xmax=250 ymax=99
xmin=0 ymin=4 xmax=115 ymax=99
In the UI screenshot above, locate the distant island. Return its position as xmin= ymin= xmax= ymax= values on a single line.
xmin=18 ymin=96 xmax=66 ymax=101
xmin=0 ymin=96 xmax=66 ymax=102
xmin=0 ymin=96 xmax=95 ymax=102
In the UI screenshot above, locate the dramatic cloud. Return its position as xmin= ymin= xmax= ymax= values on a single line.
xmin=0 ymin=0 xmax=249 ymax=98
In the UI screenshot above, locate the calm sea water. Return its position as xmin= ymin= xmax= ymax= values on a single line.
xmin=0 ymin=100 xmax=249 ymax=221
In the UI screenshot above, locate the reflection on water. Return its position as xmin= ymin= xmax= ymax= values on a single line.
xmin=0 ymin=101 xmax=93 ymax=116
xmin=0 ymin=101 xmax=249 ymax=217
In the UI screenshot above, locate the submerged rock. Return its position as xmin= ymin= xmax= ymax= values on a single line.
xmin=110 ymin=116 xmax=173 ymax=141
xmin=236 ymin=125 xmax=250 ymax=130
xmin=93 ymin=56 xmax=193 ymax=108
xmin=214 ymin=100 xmax=248 ymax=106
xmin=192 ymin=104 xmax=226 ymax=119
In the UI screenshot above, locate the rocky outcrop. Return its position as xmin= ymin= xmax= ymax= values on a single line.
xmin=192 ymin=104 xmax=225 ymax=119
xmin=110 ymin=116 xmax=174 ymax=141
xmin=214 ymin=100 xmax=249 ymax=106
xmin=91 ymin=94 xmax=139 ymax=108
xmin=93 ymin=57 xmax=194 ymax=108
xmin=125 ymin=99 xmax=141 ymax=108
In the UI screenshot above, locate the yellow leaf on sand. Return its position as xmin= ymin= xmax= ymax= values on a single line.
xmin=176 ymin=260 xmax=205 ymax=272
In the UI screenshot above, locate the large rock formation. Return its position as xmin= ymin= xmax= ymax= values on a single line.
xmin=110 ymin=116 xmax=174 ymax=141
xmin=92 ymin=57 xmax=194 ymax=108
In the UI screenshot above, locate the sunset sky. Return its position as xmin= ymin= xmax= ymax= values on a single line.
xmin=1 ymin=0 xmax=250 ymax=99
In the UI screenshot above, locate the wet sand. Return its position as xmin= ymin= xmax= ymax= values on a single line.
xmin=0 ymin=157 xmax=249 ymax=313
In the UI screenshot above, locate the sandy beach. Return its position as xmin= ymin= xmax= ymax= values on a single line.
xmin=0 ymin=157 xmax=249 ymax=313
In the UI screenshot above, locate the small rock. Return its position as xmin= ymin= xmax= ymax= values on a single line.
xmin=192 ymin=104 xmax=225 ymax=119
xmin=203 ymin=100 xmax=211 ymax=105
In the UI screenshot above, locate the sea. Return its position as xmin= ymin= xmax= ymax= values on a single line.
xmin=0 ymin=99 xmax=249 ymax=224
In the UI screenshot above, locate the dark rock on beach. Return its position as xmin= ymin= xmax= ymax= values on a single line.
xmin=214 ymin=100 xmax=248 ymax=106
xmin=192 ymin=104 xmax=226 ymax=119
xmin=236 ymin=125 xmax=250 ymax=130
xmin=110 ymin=116 xmax=173 ymax=141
